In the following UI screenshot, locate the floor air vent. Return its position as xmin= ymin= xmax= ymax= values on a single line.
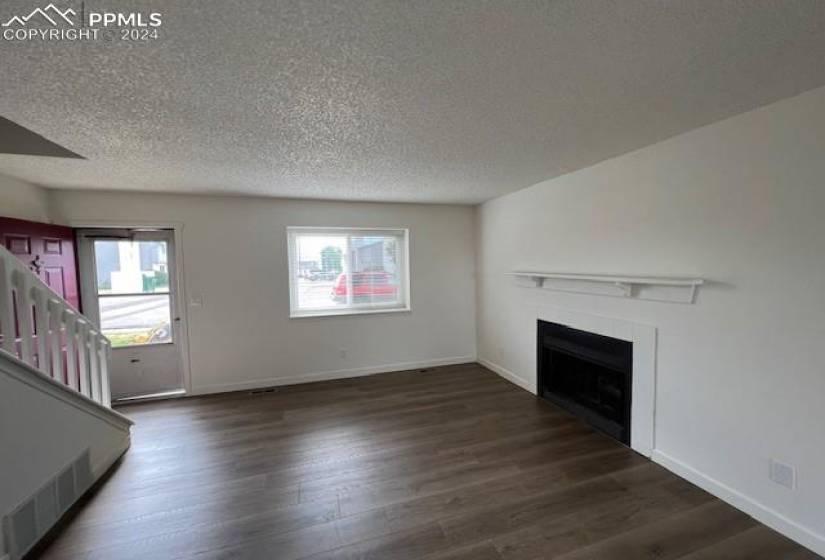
xmin=2 ymin=449 xmax=92 ymax=560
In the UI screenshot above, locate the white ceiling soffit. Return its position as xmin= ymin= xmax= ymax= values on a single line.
xmin=1 ymin=1 xmax=824 ymax=204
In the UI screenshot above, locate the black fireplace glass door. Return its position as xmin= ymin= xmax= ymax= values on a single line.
xmin=546 ymin=350 xmax=626 ymax=424
xmin=537 ymin=320 xmax=632 ymax=445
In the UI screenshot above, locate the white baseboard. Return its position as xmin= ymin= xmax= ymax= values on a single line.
xmin=652 ymin=450 xmax=825 ymax=558
xmin=475 ymin=357 xmax=824 ymax=557
xmin=191 ymin=355 xmax=477 ymax=395
xmin=477 ymin=357 xmax=535 ymax=394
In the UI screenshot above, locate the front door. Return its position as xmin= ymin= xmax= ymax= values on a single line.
xmin=78 ymin=229 xmax=184 ymax=400
xmin=0 ymin=216 xmax=80 ymax=309
xmin=0 ymin=216 xmax=80 ymax=374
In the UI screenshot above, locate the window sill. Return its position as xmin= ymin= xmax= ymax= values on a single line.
xmin=290 ymin=306 xmax=411 ymax=319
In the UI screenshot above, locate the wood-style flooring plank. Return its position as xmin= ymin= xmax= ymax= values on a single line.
xmin=33 ymin=363 xmax=820 ymax=560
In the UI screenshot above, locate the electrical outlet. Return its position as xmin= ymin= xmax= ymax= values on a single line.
xmin=339 ymin=348 xmax=347 ymax=359
xmin=769 ymin=458 xmax=796 ymax=490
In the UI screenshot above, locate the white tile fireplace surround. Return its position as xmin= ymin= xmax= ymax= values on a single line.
xmin=481 ymin=305 xmax=656 ymax=457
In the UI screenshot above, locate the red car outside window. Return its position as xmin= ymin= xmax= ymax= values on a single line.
xmin=331 ymin=272 xmax=399 ymax=301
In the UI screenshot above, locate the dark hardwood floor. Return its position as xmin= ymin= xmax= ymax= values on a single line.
xmin=36 ymin=363 xmax=819 ymax=560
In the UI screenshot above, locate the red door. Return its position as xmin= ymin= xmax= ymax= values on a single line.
xmin=0 ymin=216 xmax=80 ymax=310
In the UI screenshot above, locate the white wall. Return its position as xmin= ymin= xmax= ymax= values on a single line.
xmin=0 ymin=355 xmax=131 ymax=558
xmin=49 ymin=192 xmax=477 ymax=394
xmin=0 ymin=174 xmax=51 ymax=222
xmin=476 ymin=86 xmax=825 ymax=555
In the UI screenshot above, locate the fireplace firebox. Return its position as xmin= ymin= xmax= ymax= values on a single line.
xmin=537 ymin=320 xmax=632 ymax=445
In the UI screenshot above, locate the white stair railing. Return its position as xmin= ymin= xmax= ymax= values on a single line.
xmin=0 ymin=245 xmax=111 ymax=408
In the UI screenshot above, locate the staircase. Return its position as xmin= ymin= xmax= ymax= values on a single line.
xmin=0 ymin=243 xmax=112 ymax=406
xmin=0 ymin=244 xmax=133 ymax=560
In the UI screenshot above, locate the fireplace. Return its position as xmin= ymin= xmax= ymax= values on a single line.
xmin=537 ymin=320 xmax=632 ymax=445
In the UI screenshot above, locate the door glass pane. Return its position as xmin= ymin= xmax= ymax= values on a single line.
xmin=99 ymin=294 xmax=172 ymax=347
xmin=94 ymin=240 xmax=169 ymax=294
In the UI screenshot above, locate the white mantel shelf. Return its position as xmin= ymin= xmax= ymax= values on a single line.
xmin=507 ymin=271 xmax=704 ymax=304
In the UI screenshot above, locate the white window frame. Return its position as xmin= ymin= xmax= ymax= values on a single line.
xmin=287 ymin=226 xmax=411 ymax=318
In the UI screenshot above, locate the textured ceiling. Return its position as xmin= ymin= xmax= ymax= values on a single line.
xmin=1 ymin=1 xmax=824 ymax=204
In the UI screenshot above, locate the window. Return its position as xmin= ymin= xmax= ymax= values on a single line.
xmin=92 ymin=238 xmax=174 ymax=347
xmin=287 ymin=227 xmax=410 ymax=317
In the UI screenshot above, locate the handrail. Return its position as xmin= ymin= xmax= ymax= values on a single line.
xmin=0 ymin=245 xmax=112 ymax=408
